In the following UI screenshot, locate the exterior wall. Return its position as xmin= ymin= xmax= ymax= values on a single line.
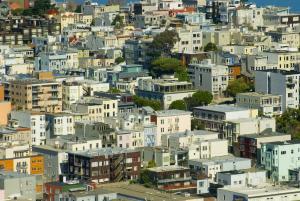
xmin=255 ymin=71 xmax=300 ymax=111
xmin=0 ymin=101 xmax=11 ymax=126
xmin=189 ymin=60 xmax=229 ymax=97
xmin=10 ymin=111 xmax=46 ymax=145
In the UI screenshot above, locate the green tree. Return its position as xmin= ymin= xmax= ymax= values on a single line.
xmin=191 ymin=119 xmax=205 ymax=130
xmin=184 ymin=91 xmax=213 ymax=110
xmin=204 ymin=42 xmax=218 ymax=52
xmin=133 ymin=96 xmax=162 ymax=111
xmin=151 ymin=57 xmax=189 ymax=81
xmin=276 ymin=108 xmax=300 ymax=139
xmin=12 ymin=8 xmax=24 ymax=16
xmin=147 ymin=160 xmax=156 ymax=168
xmin=111 ymin=15 xmax=124 ymax=29
xmin=109 ymin=88 xmax=121 ymax=93
xmin=169 ymin=100 xmax=187 ymax=110
xmin=75 ymin=5 xmax=81 ymax=13
xmin=115 ymin=57 xmax=125 ymax=64
xmin=139 ymin=169 xmax=152 ymax=187
xmin=226 ymin=78 xmax=253 ymax=97
xmin=148 ymin=29 xmax=178 ymax=58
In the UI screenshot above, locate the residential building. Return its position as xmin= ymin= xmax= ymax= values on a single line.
xmin=217 ymin=170 xmax=266 ymax=187
xmin=54 ymin=189 xmax=117 ymax=201
xmin=189 ymin=155 xmax=252 ymax=181
xmin=136 ymin=77 xmax=196 ymax=109
xmin=151 ymin=110 xmax=192 ymax=146
xmin=255 ymin=70 xmax=300 ymax=111
xmin=261 ymin=140 xmax=300 ymax=182
xmin=238 ymin=132 xmax=291 ymax=160
xmin=175 ymin=28 xmax=202 ymax=54
xmin=0 ymin=171 xmax=36 ymax=201
xmin=10 ymin=111 xmax=46 ymax=146
xmin=46 ymin=113 xmax=75 ymax=137
xmin=146 ymin=166 xmax=196 ymax=192
xmin=8 ymin=79 xmax=62 ymax=113
xmin=0 ymin=127 xmax=31 ymax=145
xmin=218 ymin=185 xmax=300 ymax=201
xmin=140 ymin=147 xmax=171 ymax=167
xmin=193 ymin=104 xmax=258 ymax=133
xmin=262 ymin=50 xmax=300 ymax=71
xmin=62 ymin=82 xmax=84 ymax=110
xmin=236 ymin=92 xmax=282 ymax=116
xmin=116 ymin=130 xmax=144 ymax=149
xmin=68 ymin=148 xmax=141 ymax=183
xmin=189 ymin=59 xmax=229 ymax=97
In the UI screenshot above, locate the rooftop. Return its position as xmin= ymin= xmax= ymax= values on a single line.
xmin=194 ymin=104 xmax=249 ymax=113
xmin=190 ymin=155 xmax=251 ymax=164
xmin=68 ymin=147 xmax=138 ymax=158
xmin=221 ymin=185 xmax=300 ymax=197
xmin=148 ymin=165 xmax=189 ymax=173
xmin=154 ymin=109 xmax=191 ymax=117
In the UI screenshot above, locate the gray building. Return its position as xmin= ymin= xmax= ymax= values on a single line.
xmin=0 ymin=171 xmax=36 ymax=200
xmin=55 ymin=189 xmax=117 ymax=201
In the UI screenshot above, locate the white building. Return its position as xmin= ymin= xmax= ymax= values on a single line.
xmin=46 ymin=113 xmax=75 ymax=137
xmin=62 ymin=82 xmax=84 ymax=110
xmin=189 ymin=59 xmax=228 ymax=97
xmin=217 ymin=170 xmax=266 ymax=187
xmin=218 ymin=185 xmax=300 ymax=201
xmin=175 ymin=28 xmax=202 ymax=53
xmin=10 ymin=111 xmax=46 ymax=145
xmin=193 ymin=104 xmax=258 ymax=132
xmin=236 ymin=92 xmax=282 ymax=116
xmin=255 ymin=70 xmax=300 ymax=111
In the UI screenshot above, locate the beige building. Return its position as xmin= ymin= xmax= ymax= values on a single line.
xmin=9 ymin=79 xmax=62 ymax=113
xmin=71 ymin=97 xmax=118 ymax=122
xmin=151 ymin=110 xmax=192 ymax=146
xmin=262 ymin=50 xmax=300 ymax=70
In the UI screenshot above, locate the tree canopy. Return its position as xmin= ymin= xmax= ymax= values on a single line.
xmin=112 ymin=15 xmax=124 ymax=29
xmin=115 ymin=57 xmax=125 ymax=64
xmin=184 ymin=91 xmax=213 ymax=110
xmin=13 ymin=0 xmax=56 ymax=16
xmin=276 ymin=108 xmax=300 ymax=139
xmin=226 ymin=78 xmax=253 ymax=97
xmin=169 ymin=100 xmax=187 ymax=110
xmin=204 ymin=42 xmax=218 ymax=52
xmin=150 ymin=57 xmax=189 ymax=81
xmin=148 ymin=29 xmax=178 ymax=58
xmin=133 ymin=96 xmax=162 ymax=111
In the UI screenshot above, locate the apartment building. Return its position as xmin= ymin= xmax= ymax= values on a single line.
xmin=261 ymin=141 xmax=300 ymax=182
xmin=238 ymin=132 xmax=291 ymax=160
xmin=71 ymin=97 xmax=118 ymax=122
xmin=68 ymin=148 xmax=140 ymax=183
xmin=62 ymin=82 xmax=84 ymax=110
xmin=218 ymin=185 xmax=300 ymax=201
xmin=189 ymin=155 xmax=251 ymax=181
xmin=8 ymin=79 xmax=62 ymax=113
xmin=10 ymin=111 xmax=46 ymax=146
xmin=255 ymin=70 xmax=300 ymax=111
xmin=193 ymin=104 xmax=257 ymax=132
xmin=176 ymin=28 xmax=202 ymax=54
xmin=236 ymin=92 xmax=282 ymax=116
xmin=0 ymin=154 xmax=44 ymax=192
xmin=151 ymin=110 xmax=191 ymax=146
xmin=189 ymin=59 xmax=228 ymax=97
xmin=0 ymin=171 xmax=36 ymax=201
xmin=136 ymin=78 xmax=196 ymax=109
xmin=266 ymin=29 xmax=300 ymax=48
xmin=0 ymin=127 xmax=31 ymax=145
xmin=116 ymin=130 xmax=144 ymax=149
xmin=46 ymin=113 xmax=75 ymax=137
xmin=262 ymin=51 xmax=300 ymax=71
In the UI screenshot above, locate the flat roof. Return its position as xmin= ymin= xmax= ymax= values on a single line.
xmin=190 ymin=155 xmax=251 ymax=164
xmin=68 ymin=147 xmax=137 ymax=158
xmin=155 ymin=109 xmax=191 ymax=117
xmin=194 ymin=104 xmax=249 ymax=113
xmin=237 ymin=92 xmax=281 ymax=98
xmin=240 ymin=132 xmax=290 ymax=139
xmin=148 ymin=165 xmax=189 ymax=173
xmin=220 ymin=185 xmax=300 ymax=197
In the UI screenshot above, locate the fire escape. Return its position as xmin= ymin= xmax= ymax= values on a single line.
xmin=112 ymin=154 xmax=125 ymax=182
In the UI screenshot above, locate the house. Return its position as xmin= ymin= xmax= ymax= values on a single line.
xmin=136 ymin=77 xmax=196 ymax=109
xmin=236 ymin=92 xmax=282 ymax=116
xmin=260 ymin=140 xmax=300 ymax=182
xmin=146 ymin=166 xmax=196 ymax=192
xmin=255 ymin=70 xmax=300 ymax=111
xmin=189 ymin=59 xmax=228 ymax=98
